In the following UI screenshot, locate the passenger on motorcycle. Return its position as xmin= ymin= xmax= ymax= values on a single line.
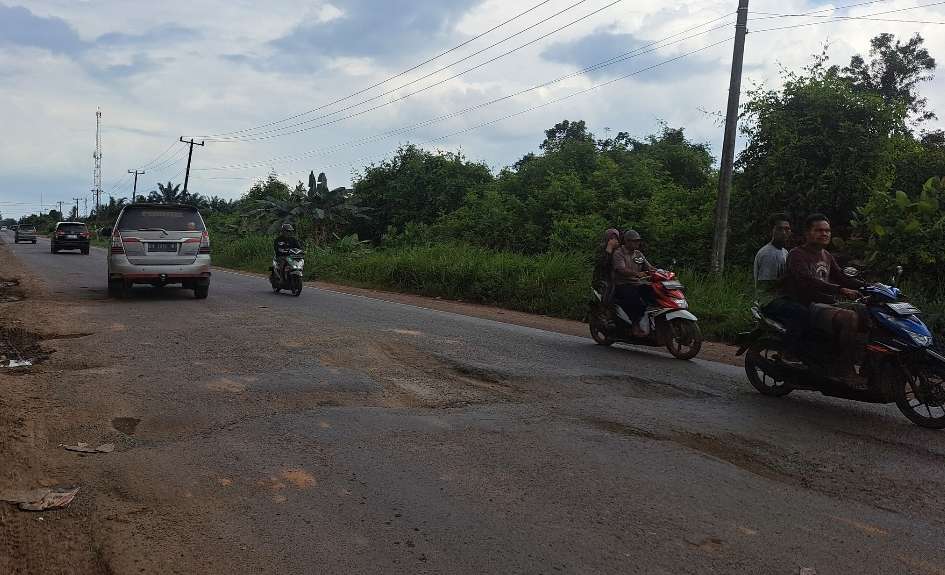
xmin=782 ymin=214 xmax=865 ymax=386
xmin=274 ymin=223 xmax=302 ymax=278
xmin=611 ymin=229 xmax=652 ymax=337
xmin=593 ymin=228 xmax=621 ymax=306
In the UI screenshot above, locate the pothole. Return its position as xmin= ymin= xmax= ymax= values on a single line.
xmin=1 ymin=326 xmax=49 ymax=369
xmin=112 ymin=417 xmax=141 ymax=435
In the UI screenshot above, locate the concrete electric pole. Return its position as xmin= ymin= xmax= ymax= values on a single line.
xmin=179 ymin=137 xmax=205 ymax=195
xmin=710 ymin=0 xmax=749 ymax=272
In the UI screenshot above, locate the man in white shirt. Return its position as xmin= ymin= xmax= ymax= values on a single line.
xmin=754 ymin=213 xmax=791 ymax=298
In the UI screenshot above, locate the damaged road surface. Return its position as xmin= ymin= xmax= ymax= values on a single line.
xmin=2 ymin=231 xmax=944 ymax=574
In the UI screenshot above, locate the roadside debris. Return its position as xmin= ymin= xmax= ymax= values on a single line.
xmin=799 ymin=568 xmax=818 ymax=575
xmin=62 ymin=442 xmax=115 ymax=454
xmin=0 ymin=486 xmax=79 ymax=511
xmin=5 ymin=359 xmax=32 ymax=368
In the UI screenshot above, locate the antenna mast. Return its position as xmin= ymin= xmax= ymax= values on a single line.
xmin=93 ymin=108 xmax=103 ymax=213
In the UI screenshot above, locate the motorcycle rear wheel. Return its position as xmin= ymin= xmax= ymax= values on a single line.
xmin=744 ymin=339 xmax=794 ymax=397
xmin=895 ymin=363 xmax=945 ymax=429
xmin=665 ymin=319 xmax=702 ymax=360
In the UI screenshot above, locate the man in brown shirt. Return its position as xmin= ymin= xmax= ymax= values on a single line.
xmin=782 ymin=214 xmax=865 ymax=386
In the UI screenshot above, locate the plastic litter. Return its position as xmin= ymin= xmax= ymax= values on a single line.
xmin=0 ymin=486 xmax=79 ymax=511
xmin=6 ymin=359 xmax=32 ymax=368
xmin=62 ymin=442 xmax=115 ymax=454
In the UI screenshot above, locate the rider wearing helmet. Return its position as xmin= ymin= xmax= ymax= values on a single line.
xmin=274 ymin=223 xmax=302 ymax=278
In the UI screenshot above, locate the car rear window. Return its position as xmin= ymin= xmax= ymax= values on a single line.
xmin=57 ymin=223 xmax=87 ymax=233
xmin=117 ymin=207 xmax=205 ymax=231
xmin=20 ymin=226 xmax=35 ymax=232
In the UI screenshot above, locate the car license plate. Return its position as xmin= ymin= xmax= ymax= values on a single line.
xmin=148 ymin=242 xmax=178 ymax=252
xmin=67 ymin=234 xmax=77 ymax=239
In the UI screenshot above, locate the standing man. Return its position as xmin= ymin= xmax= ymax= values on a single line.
xmin=753 ymin=213 xmax=791 ymax=298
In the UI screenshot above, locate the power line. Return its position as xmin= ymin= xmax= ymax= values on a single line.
xmin=196 ymin=15 xmax=737 ymax=172
xmin=753 ymin=13 xmax=945 ymax=25
xmin=200 ymin=0 xmax=561 ymax=140
xmin=750 ymin=0 xmax=945 ymax=33
xmin=197 ymin=36 xmax=734 ymax=183
xmin=202 ymin=0 xmax=627 ymax=142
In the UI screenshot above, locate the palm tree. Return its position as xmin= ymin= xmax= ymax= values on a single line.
xmin=148 ymin=181 xmax=185 ymax=203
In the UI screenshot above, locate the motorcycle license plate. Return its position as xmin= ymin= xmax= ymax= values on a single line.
xmin=148 ymin=242 xmax=177 ymax=252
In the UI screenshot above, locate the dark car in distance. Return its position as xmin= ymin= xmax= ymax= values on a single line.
xmin=51 ymin=222 xmax=90 ymax=254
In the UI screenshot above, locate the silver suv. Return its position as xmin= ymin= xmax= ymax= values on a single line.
xmin=106 ymin=203 xmax=211 ymax=299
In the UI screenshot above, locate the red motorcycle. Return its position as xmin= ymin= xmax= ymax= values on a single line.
xmin=589 ymin=269 xmax=702 ymax=360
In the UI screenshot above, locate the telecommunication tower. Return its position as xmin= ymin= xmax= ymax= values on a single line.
xmin=93 ymin=108 xmax=103 ymax=212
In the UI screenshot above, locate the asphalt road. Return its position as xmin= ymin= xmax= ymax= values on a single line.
xmin=3 ymin=231 xmax=945 ymax=575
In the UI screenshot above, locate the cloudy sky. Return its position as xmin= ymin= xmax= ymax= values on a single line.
xmin=1 ymin=0 xmax=944 ymax=219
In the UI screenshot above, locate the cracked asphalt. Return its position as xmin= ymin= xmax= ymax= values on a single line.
xmin=1 ymin=231 xmax=944 ymax=575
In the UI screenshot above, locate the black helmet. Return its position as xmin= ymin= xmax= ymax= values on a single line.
xmin=281 ymin=223 xmax=295 ymax=233
xmin=623 ymin=229 xmax=641 ymax=241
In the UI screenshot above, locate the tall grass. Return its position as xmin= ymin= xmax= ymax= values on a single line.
xmin=210 ymin=233 xmax=943 ymax=343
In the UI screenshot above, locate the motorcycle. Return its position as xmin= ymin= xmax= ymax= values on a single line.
xmin=269 ymin=248 xmax=304 ymax=296
xmin=588 ymin=267 xmax=702 ymax=360
xmin=737 ymin=267 xmax=945 ymax=429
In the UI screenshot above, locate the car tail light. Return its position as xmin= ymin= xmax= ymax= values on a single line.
xmin=198 ymin=231 xmax=211 ymax=254
xmin=111 ymin=231 xmax=125 ymax=254
xmin=56 ymin=231 xmax=65 ymax=236
xmin=80 ymin=232 xmax=89 ymax=238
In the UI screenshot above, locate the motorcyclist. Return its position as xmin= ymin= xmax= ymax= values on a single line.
xmin=592 ymin=228 xmax=621 ymax=328
xmin=273 ymin=223 xmax=302 ymax=280
xmin=611 ymin=229 xmax=652 ymax=336
xmin=782 ymin=213 xmax=865 ymax=387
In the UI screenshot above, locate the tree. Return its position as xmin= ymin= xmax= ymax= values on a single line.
xmin=148 ymin=181 xmax=185 ymax=204
xmin=351 ymin=145 xmax=493 ymax=241
xmin=841 ymin=33 xmax=936 ymax=126
xmin=733 ymin=55 xmax=903 ymax=258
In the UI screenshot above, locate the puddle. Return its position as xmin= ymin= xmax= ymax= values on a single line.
xmin=111 ymin=417 xmax=141 ymax=435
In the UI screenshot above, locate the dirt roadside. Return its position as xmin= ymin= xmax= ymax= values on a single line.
xmin=0 ymin=242 xmax=109 ymax=574
xmin=218 ymin=267 xmax=745 ymax=367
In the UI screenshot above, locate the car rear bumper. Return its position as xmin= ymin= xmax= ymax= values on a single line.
xmin=108 ymin=255 xmax=211 ymax=284
xmin=53 ymin=239 xmax=90 ymax=249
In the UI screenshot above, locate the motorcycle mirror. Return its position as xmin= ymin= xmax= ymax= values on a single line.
xmin=842 ymin=266 xmax=859 ymax=277
xmin=671 ymin=258 xmax=677 ymax=269
xmin=891 ymin=265 xmax=904 ymax=287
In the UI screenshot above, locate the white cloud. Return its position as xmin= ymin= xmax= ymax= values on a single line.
xmin=1 ymin=0 xmax=944 ymax=220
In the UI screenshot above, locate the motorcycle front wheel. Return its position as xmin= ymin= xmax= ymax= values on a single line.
xmin=895 ymin=362 xmax=945 ymax=429
xmin=588 ymin=316 xmax=614 ymax=346
xmin=290 ymin=275 xmax=303 ymax=297
xmin=744 ymin=338 xmax=794 ymax=396
xmin=665 ymin=319 xmax=702 ymax=360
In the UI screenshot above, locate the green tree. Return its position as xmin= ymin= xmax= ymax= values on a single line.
xmin=841 ymin=33 xmax=936 ymax=125
xmin=733 ymin=55 xmax=903 ymax=258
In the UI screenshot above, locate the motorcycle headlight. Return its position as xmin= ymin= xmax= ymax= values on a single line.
xmin=292 ymin=259 xmax=304 ymax=268
xmin=909 ymin=333 xmax=933 ymax=347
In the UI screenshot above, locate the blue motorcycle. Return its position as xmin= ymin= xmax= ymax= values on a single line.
xmin=737 ymin=268 xmax=945 ymax=428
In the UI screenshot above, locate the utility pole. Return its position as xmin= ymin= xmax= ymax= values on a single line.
xmin=710 ymin=0 xmax=749 ymax=272
xmin=179 ymin=137 xmax=205 ymax=195
xmin=83 ymin=197 xmax=88 ymax=218
xmin=58 ymin=201 xmax=63 ymax=217
xmin=128 ymin=169 xmax=145 ymax=199
xmin=73 ymin=198 xmax=81 ymax=221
